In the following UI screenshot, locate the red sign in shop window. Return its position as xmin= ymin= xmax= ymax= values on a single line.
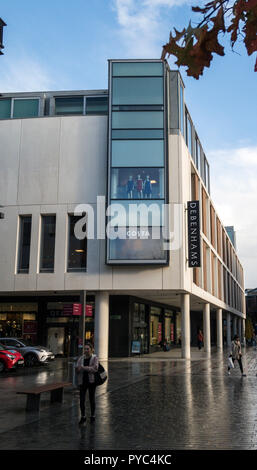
xmin=63 ymin=303 xmax=93 ymax=317
xmin=86 ymin=305 xmax=93 ymax=317
xmin=72 ymin=303 xmax=82 ymax=316
xmin=23 ymin=320 xmax=37 ymax=335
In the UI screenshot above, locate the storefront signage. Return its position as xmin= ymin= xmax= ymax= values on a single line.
xmin=86 ymin=305 xmax=93 ymax=317
xmin=63 ymin=304 xmax=73 ymax=316
xmin=23 ymin=320 xmax=37 ymax=335
xmin=63 ymin=304 xmax=82 ymax=316
xmin=187 ymin=200 xmax=201 ymax=267
xmin=72 ymin=303 xmax=82 ymax=316
xmin=131 ymin=341 xmax=141 ymax=354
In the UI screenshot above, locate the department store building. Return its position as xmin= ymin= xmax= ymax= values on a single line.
xmin=0 ymin=59 xmax=245 ymax=359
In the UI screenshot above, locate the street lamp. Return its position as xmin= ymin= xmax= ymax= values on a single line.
xmin=0 ymin=18 xmax=7 ymax=55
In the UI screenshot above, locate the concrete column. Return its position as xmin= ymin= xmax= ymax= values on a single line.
xmin=203 ymin=303 xmax=211 ymax=355
xmin=216 ymin=308 xmax=223 ymax=351
xmin=181 ymin=294 xmax=191 ymax=359
xmin=226 ymin=312 xmax=231 ymax=348
xmin=94 ymin=291 xmax=109 ymax=361
xmin=233 ymin=316 xmax=237 ymax=337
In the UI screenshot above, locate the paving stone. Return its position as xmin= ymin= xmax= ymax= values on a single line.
xmin=0 ymin=348 xmax=257 ymax=450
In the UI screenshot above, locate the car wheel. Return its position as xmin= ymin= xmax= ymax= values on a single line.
xmin=0 ymin=360 xmax=5 ymax=373
xmin=25 ymin=353 xmax=38 ymax=367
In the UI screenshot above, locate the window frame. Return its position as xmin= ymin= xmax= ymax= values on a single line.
xmin=11 ymin=97 xmax=40 ymax=119
xmin=17 ymin=215 xmax=32 ymax=274
xmin=39 ymin=215 xmax=56 ymax=273
xmin=54 ymin=94 xmax=108 ymax=117
xmin=67 ymin=214 xmax=87 ymax=273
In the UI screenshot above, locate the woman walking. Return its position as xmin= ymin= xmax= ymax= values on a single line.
xmin=76 ymin=342 xmax=99 ymax=424
xmin=228 ymin=335 xmax=246 ymax=376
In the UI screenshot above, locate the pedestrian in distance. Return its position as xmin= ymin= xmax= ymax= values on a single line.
xmin=228 ymin=335 xmax=247 ymax=377
xmin=76 ymin=342 xmax=99 ymax=425
xmin=197 ymin=329 xmax=204 ymax=350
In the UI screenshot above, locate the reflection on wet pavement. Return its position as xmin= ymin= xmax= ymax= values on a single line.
xmin=0 ymin=348 xmax=257 ymax=450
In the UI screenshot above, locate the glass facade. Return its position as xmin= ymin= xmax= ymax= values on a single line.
xmin=55 ymin=96 xmax=108 ymax=116
xmin=107 ymin=60 xmax=167 ymax=264
xmin=13 ymin=99 xmax=39 ymax=118
xmin=112 ymin=140 xmax=164 ymax=167
xmin=0 ymin=98 xmax=39 ymax=119
xmin=186 ymin=111 xmax=192 ymax=155
xmin=55 ymin=96 xmax=83 ymax=115
xmin=111 ymin=168 xmax=164 ymax=199
xmin=0 ymin=98 xmax=11 ymax=119
xmin=180 ymin=84 xmax=184 ymax=136
xmin=85 ymin=96 xmax=108 ymax=115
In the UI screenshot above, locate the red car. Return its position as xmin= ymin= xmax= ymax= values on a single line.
xmin=0 ymin=342 xmax=24 ymax=372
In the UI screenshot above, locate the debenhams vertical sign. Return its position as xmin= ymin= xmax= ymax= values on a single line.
xmin=187 ymin=201 xmax=201 ymax=267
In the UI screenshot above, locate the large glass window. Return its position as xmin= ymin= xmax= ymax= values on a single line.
xmin=0 ymin=98 xmax=11 ymax=119
xmin=111 ymin=168 xmax=164 ymax=199
xmin=86 ymin=96 xmax=108 ymax=115
xmin=150 ymin=307 xmax=162 ymax=345
xmin=55 ymin=96 xmax=83 ymax=115
xmin=67 ymin=215 xmax=87 ymax=272
xmin=205 ymin=158 xmax=210 ymax=193
xmin=108 ymin=60 xmax=167 ymax=265
xmin=40 ymin=216 xmax=56 ymax=272
xmin=108 ymin=200 xmax=164 ymax=227
xmin=112 ymin=77 xmax=163 ymax=105
xmin=112 ymin=111 xmax=163 ymax=129
xmin=195 ymin=136 xmax=201 ymax=170
xmin=18 ymin=216 xmax=32 ymax=274
xmin=109 ymin=228 xmax=166 ymax=260
xmin=180 ymin=84 xmax=184 ymax=136
xmin=113 ymin=62 xmax=163 ymax=77
xmin=112 ymin=140 xmax=164 ymax=167
xmin=200 ymin=150 xmax=205 ymax=184
xmin=13 ymin=99 xmax=39 ymax=118
xmin=186 ymin=112 xmax=192 ymax=155
xmin=112 ymin=129 xmax=164 ymax=139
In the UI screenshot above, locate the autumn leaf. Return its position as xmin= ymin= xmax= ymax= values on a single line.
xmin=162 ymin=0 xmax=257 ymax=79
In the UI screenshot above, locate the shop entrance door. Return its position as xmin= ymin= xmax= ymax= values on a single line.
xmin=133 ymin=327 xmax=148 ymax=354
xmin=47 ymin=327 xmax=65 ymax=356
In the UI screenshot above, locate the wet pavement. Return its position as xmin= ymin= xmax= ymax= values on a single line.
xmin=0 ymin=347 xmax=257 ymax=450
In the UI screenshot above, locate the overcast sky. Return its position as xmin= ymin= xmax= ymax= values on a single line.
xmin=0 ymin=0 xmax=257 ymax=287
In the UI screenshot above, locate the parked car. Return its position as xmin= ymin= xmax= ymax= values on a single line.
xmin=0 ymin=338 xmax=55 ymax=367
xmin=0 ymin=342 xmax=24 ymax=372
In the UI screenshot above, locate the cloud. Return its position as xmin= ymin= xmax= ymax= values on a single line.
xmin=0 ymin=55 xmax=56 ymax=92
xmin=208 ymin=145 xmax=257 ymax=288
xmin=113 ymin=0 xmax=194 ymax=57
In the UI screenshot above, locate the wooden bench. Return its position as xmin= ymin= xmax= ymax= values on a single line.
xmin=17 ymin=382 xmax=72 ymax=412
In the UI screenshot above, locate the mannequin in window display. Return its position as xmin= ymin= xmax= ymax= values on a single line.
xmin=126 ymin=175 xmax=134 ymax=199
xmin=136 ymin=174 xmax=143 ymax=198
xmin=143 ymin=175 xmax=152 ymax=198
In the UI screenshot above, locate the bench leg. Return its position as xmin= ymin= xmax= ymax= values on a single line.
xmin=26 ymin=394 xmax=40 ymax=412
xmin=50 ymin=387 xmax=63 ymax=403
